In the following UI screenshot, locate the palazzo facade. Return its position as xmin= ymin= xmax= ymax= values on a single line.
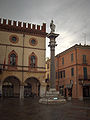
xmin=0 ymin=18 xmax=47 ymax=98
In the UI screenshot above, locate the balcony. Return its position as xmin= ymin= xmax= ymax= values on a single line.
xmin=82 ymin=60 xmax=88 ymax=65
xmin=78 ymin=75 xmax=90 ymax=81
xmin=78 ymin=75 xmax=90 ymax=85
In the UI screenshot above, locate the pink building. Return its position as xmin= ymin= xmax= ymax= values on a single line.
xmin=46 ymin=44 xmax=90 ymax=100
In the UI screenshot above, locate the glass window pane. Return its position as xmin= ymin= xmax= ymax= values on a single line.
xmin=10 ymin=53 xmax=16 ymax=66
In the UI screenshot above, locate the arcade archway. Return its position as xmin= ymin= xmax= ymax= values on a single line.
xmin=2 ymin=76 xmax=20 ymax=97
xmin=24 ymin=77 xmax=40 ymax=97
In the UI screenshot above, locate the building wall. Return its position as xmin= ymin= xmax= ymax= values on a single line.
xmin=46 ymin=44 xmax=90 ymax=100
xmin=0 ymin=18 xmax=47 ymax=97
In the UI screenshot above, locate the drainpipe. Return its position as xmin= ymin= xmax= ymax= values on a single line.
xmin=20 ymin=34 xmax=25 ymax=99
xmin=22 ymin=34 xmax=25 ymax=83
xmin=75 ymin=47 xmax=78 ymax=98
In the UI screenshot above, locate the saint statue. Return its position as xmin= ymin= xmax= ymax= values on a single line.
xmin=50 ymin=20 xmax=55 ymax=33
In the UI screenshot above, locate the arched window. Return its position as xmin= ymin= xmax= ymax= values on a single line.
xmin=29 ymin=52 xmax=37 ymax=69
xmin=10 ymin=53 xmax=16 ymax=66
xmin=31 ymin=55 xmax=36 ymax=68
xmin=8 ymin=50 xmax=18 ymax=69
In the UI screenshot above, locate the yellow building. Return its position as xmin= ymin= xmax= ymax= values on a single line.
xmin=0 ymin=18 xmax=47 ymax=98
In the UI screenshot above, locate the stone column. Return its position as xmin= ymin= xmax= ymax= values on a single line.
xmin=47 ymin=33 xmax=59 ymax=90
xmin=20 ymin=85 xmax=24 ymax=99
xmin=39 ymin=20 xmax=66 ymax=104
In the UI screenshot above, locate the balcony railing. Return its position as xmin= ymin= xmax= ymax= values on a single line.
xmin=82 ymin=60 xmax=88 ymax=65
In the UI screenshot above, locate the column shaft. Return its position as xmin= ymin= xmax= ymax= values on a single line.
xmin=50 ymin=47 xmax=55 ymax=88
xmin=20 ymin=85 xmax=24 ymax=99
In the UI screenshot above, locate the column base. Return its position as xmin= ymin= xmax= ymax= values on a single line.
xmin=78 ymin=97 xmax=83 ymax=101
xmin=39 ymin=89 xmax=66 ymax=104
xmin=20 ymin=85 xmax=24 ymax=99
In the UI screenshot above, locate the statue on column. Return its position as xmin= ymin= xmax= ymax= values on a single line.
xmin=50 ymin=20 xmax=56 ymax=33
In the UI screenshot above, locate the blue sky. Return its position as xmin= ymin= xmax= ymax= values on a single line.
xmin=0 ymin=0 xmax=90 ymax=58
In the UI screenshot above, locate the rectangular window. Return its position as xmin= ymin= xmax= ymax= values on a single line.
xmin=60 ymin=71 xmax=62 ymax=78
xmin=83 ymin=67 xmax=87 ymax=80
xmin=58 ymin=71 xmax=60 ymax=78
xmin=62 ymin=57 xmax=64 ymax=65
xmin=63 ymin=70 xmax=65 ymax=78
xmin=71 ymin=68 xmax=74 ymax=76
xmin=83 ymin=55 xmax=86 ymax=64
xmin=56 ymin=72 xmax=58 ymax=79
xmin=71 ymin=53 xmax=73 ymax=62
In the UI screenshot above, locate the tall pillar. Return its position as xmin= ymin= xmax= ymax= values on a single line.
xmin=47 ymin=33 xmax=59 ymax=89
xmin=39 ymin=20 xmax=66 ymax=104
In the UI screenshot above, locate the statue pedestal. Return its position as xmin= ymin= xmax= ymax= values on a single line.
xmin=39 ymin=89 xmax=66 ymax=104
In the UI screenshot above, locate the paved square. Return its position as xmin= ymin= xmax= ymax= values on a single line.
xmin=0 ymin=98 xmax=90 ymax=120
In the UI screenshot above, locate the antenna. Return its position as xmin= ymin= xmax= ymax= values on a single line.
xmin=83 ymin=33 xmax=87 ymax=45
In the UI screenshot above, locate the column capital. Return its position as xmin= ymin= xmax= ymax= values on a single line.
xmin=47 ymin=33 xmax=59 ymax=39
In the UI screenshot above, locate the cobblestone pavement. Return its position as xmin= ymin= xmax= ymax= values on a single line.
xmin=0 ymin=97 xmax=90 ymax=120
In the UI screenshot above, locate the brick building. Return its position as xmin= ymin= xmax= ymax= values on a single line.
xmin=46 ymin=44 xmax=90 ymax=100
xmin=0 ymin=18 xmax=47 ymax=98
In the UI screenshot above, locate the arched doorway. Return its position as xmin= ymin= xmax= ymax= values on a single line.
xmin=24 ymin=77 xmax=40 ymax=97
xmin=2 ymin=76 xmax=20 ymax=97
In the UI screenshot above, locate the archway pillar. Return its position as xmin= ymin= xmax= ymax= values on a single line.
xmin=40 ymin=83 xmax=46 ymax=97
xmin=20 ymin=85 xmax=24 ymax=99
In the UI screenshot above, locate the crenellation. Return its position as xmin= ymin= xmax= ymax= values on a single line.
xmin=8 ymin=19 xmax=12 ymax=25
xmin=13 ymin=21 xmax=17 ymax=26
xmin=18 ymin=21 xmax=22 ymax=27
xmin=3 ymin=19 xmax=7 ymax=25
xmin=43 ymin=23 xmax=46 ymax=32
xmin=0 ymin=18 xmax=1 ymax=24
xmin=0 ymin=18 xmax=46 ymax=37
xmin=28 ymin=23 xmax=31 ymax=29
xmin=32 ymin=24 xmax=36 ymax=30
xmin=41 ymin=23 xmax=46 ymax=32
xmin=37 ymin=25 xmax=40 ymax=30
xmin=23 ymin=22 xmax=26 ymax=28
xmin=41 ymin=26 xmax=44 ymax=32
